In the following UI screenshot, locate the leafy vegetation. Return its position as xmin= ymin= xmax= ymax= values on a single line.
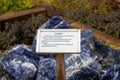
xmin=62 ymin=8 xmax=120 ymax=39
xmin=53 ymin=0 xmax=115 ymax=15
xmin=0 ymin=0 xmax=40 ymax=14
xmin=53 ymin=0 xmax=119 ymax=39
xmin=0 ymin=14 xmax=48 ymax=50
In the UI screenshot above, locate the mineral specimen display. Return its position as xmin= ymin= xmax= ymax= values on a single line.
xmin=0 ymin=16 xmax=120 ymax=80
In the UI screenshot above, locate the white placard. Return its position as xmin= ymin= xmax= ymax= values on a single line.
xmin=36 ymin=29 xmax=81 ymax=53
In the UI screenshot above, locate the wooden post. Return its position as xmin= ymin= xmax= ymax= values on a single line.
xmin=40 ymin=1 xmax=58 ymax=17
xmin=56 ymin=54 xmax=66 ymax=80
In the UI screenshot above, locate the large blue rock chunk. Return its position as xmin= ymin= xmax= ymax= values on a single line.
xmin=101 ymin=64 xmax=120 ymax=80
xmin=0 ymin=45 xmax=37 ymax=80
xmin=0 ymin=65 xmax=15 ymax=80
xmin=36 ymin=58 xmax=57 ymax=80
xmin=65 ymin=29 xmax=100 ymax=80
xmin=67 ymin=67 xmax=100 ymax=80
xmin=94 ymin=39 xmax=120 ymax=68
xmin=40 ymin=16 xmax=72 ymax=29
xmin=10 ymin=45 xmax=40 ymax=62
xmin=0 ymin=74 xmax=15 ymax=80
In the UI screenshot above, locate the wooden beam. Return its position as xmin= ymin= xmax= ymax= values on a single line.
xmin=40 ymin=2 xmax=59 ymax=17
xmin=0 ymin=7 xmax=46 ymax=21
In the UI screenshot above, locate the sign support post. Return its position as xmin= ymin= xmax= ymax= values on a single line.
xmin=56 ymin=54 xmax=65 ymax=80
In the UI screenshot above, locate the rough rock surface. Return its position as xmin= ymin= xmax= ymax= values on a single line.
xmin=0 ymin=45 xmax=37 ymax=80
xmin=36 ymin=59 xmax=57 ymax=80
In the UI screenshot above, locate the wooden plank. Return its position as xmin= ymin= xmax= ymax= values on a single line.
xmin=56 ymin=54 xmax=66 ymax=80
xmin=0 ymin=7 xmax=46 ymax=21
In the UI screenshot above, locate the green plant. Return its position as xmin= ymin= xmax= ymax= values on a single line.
xmin=55 ymin=0 xmax=114 ymax=15
xmin=62 ymin=6 xmax=120 ymax=39
xmin=0 ymin=0 xmax=40 ymax=14
xmin=0 ymin=14 xmax=48 ymax=50
xmin=62 ymin=8 xmax=90 ymax=24
xmin=104 ymin=9 xmax=120 ymax=38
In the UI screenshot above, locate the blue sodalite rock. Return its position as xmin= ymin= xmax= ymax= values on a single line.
xmin=0 ymin=16 xmax=120 ymax=80
xmin=67 ymin=67 xmax=100 ymax=80
xmin=94 ymin=39 xmax=120 ymax=68
xmin=65 ymin=29 xmax=99 ymax=80
xmin=40 ymin=16 xmax=72 ymax=29
xmin=101 ymin=64 xmax=120 ymax=80
xmin=0 ymin=45 xmax=37 ymax=80
xmin=0 ymin=74 xmax=15 ymax=80
xmin=36 ymin=59 xmax=57 ymax=80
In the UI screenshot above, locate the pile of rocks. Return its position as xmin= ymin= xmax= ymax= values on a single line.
xmin=0 ymin=16 xmax=120 ymax=80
